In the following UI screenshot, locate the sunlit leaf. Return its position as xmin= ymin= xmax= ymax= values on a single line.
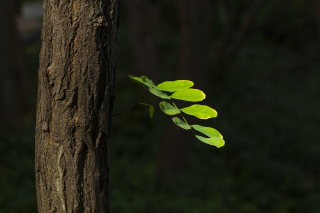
xmin=142 ymin=76 xmax=157 ymax=88
xmin=129 ymin=75 xmax=157 ymax=88
xmin=159 ymin=101 xmax=180 ymax=115
xmin=170 ymin=89 xmax=205 ymax=102
xmin=196 ymin=135 xmax=225 ymax=148
xmin=149 ymin=105 xmax=154 ymax=119
xmin=128 ymin=75 xmax=147 ymax=89
xmin=157 ymin=80 xmax=194 ymax=92
xmin=172 ymin=117 xmax=191 ymax=130
xmin=181 ymin=104 xmax=217 ymax=119
xmin=192 ymin=125 xmax=223 ymax=138
xmin=149 ymin=87 xmax=171 ymax=99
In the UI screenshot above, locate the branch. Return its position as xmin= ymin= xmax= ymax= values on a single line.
xmin=112 ymin=94 xmax=146 ymax=117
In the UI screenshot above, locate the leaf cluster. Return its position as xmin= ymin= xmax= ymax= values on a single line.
xmin=129 ymin=75 xmax=225 ymax=148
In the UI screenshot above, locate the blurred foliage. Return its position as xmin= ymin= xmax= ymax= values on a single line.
xmin=1 ymin=0 xmax=320 ymax=212
xmin=0 ymin=125 xmax=37 ymax=213
xmin=21 ymin=0 xmax=42 ymax=5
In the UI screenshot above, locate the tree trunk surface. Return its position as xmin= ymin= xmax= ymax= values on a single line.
xmin=157 ymin=0 xmax=212 ymax=178
xmin=35 ymin=1 xmax=119 ymax=212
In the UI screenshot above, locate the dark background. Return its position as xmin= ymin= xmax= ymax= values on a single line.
xmin=1 ymin=0 xmax=320 ymax=212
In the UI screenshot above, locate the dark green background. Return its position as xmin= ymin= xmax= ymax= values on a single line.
xmin=1 ymin=0 xmax=319 ymax=212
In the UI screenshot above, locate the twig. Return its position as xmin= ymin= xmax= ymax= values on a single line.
xmin=171 ymin=100 xmax=196 ymax=136
xmin=112 ymin=94 xmax=146 ymax=117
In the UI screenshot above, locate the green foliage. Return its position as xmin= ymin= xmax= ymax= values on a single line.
xmin=181 ymin=104 xmax=217 ymax=119
xmin=149 ymin=105 xmax=154 ymax=119
xmin=172 ymin=117 xmax=191 ymax=130
xmin=129 ymin=75 xmax=148 ymax=89
xmin=157 ymin=80 xmax=194 ymax=92
xmin=191 ymin=125 xmax=222 ymax=138
xmin=159 ymin=101 xmax=180 ymax=115
xmin=139 ymin=103 xmax=154 ymax=119
xmin=129 ymin=75 xmax=225 ymax=148
xmin=195 ymin=135 xmax=225 ymax=148
xmin=129 ymin=75 xmax=156 ymax=88
xmin=149 ymin=87 xmax=171 ymax=99
xmin=141 ymin=76 xmax=157 ymax=88
xmin=170 ymin=89 xmax=206 ymax=102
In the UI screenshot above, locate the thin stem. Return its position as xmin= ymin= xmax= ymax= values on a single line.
xmin=171 ymin=101 xmax=179 ymax=109
xmin=181 ymin=116 xmax=189 ymax=125
xmin=113 ymin=93 xmax=147 ymax=117
xmin=171 ymin=100 xmax=196 ymax=136
xmin=181 ymin=114 xmax=196 ymax=136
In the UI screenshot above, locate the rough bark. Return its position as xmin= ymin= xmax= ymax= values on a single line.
xmin=125 ymin=0 xmax=161 ymax=80
xmin=35 ymin=0 xmax=119 ymax=212
xmin=0 ymin=0 xmax=28 ymax=132
xmin=157 ymin=0 xmax=212 ymax=177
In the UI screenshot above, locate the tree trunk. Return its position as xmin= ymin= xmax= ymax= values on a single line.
xmin=157 ymin=0 xmax=212 ymax=178
xmin=0 ymin=0 xmax=28 ymax=132
xmin=125 ymin=0 xmax=161 ymax=80
xmin=35 ymin=1 xmax=119 ymax=212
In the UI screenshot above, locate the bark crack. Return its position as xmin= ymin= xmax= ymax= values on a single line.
xmin=56 ymin=146 xmax=66 ymax=212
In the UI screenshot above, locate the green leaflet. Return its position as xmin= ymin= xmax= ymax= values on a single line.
xmin=159 ymin=101 xmax=180 ymax=115
xmin=142 ymin=76 xmax=157 ymax=88
xmin=128 ymin=75 xmax=225 ymax=148
xmin=172 ymin=117 xmax=191 ymax=130
xmin=129 ymin=75 xmax=157 ymax=88
xmin=192 ymin=125 xmax=223 ymax=138
xmin=181 ymin=104 xmax=217 ymax=119
xmin=139 ymin=102 xmax=154 ymax=119
xmin=157 ymin=80 xmax=194 ymax=92
xmin=149 ymin=105 xmax=154 ymax=119
xmin=149 ymin=87 xmax=171 ymax=99
xmin=139 ymin=102 xmax=149 ymax=106
xmin=128 ymin=75 xmax=143 ymax=83
xmin=128 ymin=75 xmax=147 ymax=89
xmin=170 ymin=89 xmax=205 ymax=102
xmin=196 ymin=135 xmax=225 ymax=148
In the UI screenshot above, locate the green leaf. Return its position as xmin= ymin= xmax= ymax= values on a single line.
xmin=196 ymin=135 xmax=225 ymax=148
xmin=191 ymin=125 xmax=223 ymax=138
xmin=181 ymin=104 xmax=217 ymax=119
xmin=139 ymin=102 xmax=149 ymax=106
xmin=157 ymin=80 xmax=194 ymax=92
xmin=129 ymin=75 xmax=157 ymax=88
xmin=159 ymin=101 xmax=180 ymax=115
xmin=141 ymin=76 xmax=157 ymax=88
xmin=172 ymin=117 xmax=191 ymax=130
xmin=128 ymin=75 xmax=147 ymax=89
xmin=149 ymin=105 xmax=154 ymax=119
xmin=170 ymin=89 xmax=205 ymax=102
xmin=149 ymin=87 xmax=171 ymax=99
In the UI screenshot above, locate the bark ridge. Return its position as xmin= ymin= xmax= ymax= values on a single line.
xmin=35 ymin=1 xmax=119 ymax=212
